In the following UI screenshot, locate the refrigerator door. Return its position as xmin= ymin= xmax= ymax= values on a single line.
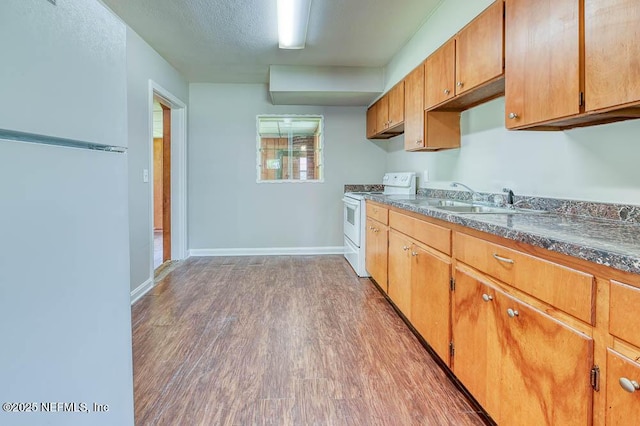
xmin=0 ymin=139 xmax=133 ymax=425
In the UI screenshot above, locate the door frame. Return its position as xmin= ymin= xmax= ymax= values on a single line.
xmin=147 ymin=80 xmax=187 ymax=278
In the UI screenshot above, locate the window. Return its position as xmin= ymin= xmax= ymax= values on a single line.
xmin=256 ymin=115 xmax=323 ymax=183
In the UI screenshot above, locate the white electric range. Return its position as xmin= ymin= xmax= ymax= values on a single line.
xmin=343 ymin=172 xmax=416 ymax=277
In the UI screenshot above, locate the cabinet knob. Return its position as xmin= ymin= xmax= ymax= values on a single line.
xmin=403 ymin=246 xmax=410 ymax=251
xmin=444 ymin=89 xmax=451 ymax=95
xmin=457 ymin=81 xmax=463 ymax=88
xmin=619 ymin=377 xmax=640 ymax=393
xmin=508 ymin=112 xmax=519 ymax=119
xmin=507 ymin=308 xmax=519 ymax=318
xmin=482 ymin=294 xmax=493 ymax=302
xmin=411 ymin=251 xmax=418 ymax=257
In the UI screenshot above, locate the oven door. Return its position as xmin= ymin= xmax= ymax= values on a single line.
xmin=342 ymin=196 xmax=361 ymax=247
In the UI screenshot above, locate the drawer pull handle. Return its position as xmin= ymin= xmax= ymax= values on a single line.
xmin=619 ymin=377 xmax=640 ymax=393
xmin=482 ymin=294 xmax=493 ymax=302
xmin=403 ymin=246 xmax=410 ymax=251
xmin=493 ymin=253 xmax=514 ymax=264
xmin=507 ymin=308 xmax=519 ymax=318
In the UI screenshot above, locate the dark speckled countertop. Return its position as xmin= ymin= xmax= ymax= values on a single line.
xmin=363 ymin=194 xmax=640 ymax=276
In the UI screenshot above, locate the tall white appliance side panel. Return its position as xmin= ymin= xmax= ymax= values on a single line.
xmin=0 ymin=0 xmax=127 ymax=147
xmin=0 ymin=140 xmax=133 ymax=425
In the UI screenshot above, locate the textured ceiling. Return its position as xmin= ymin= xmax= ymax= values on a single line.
xmin=101 ymin=0 xmax=444 ymax=84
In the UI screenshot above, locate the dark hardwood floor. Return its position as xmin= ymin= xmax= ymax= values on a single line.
xmin=132 ymin=255 xmax=485 ymax=425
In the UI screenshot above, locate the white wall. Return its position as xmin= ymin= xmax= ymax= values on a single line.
xmin=188 ymin=83 xmax=387 ymax=252
xmin=383 ymin=0 xmax=640 ymax=204
xmin=126 ymin=28 xmax=189 ymax=291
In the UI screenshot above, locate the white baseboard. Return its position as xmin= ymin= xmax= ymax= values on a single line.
xmin=189 ymin=246 xmax=345 ymax=257
xmin=130 ymin=278 xmax=154 ymax=305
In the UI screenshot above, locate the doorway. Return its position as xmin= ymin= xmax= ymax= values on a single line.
xmin=153 ymin=97 xmax=171 ymax=270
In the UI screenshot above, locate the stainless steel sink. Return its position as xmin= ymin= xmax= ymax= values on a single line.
xmin=435 ymin=205 xmax=516 ymax=214
xmin=413 ymin=198 xmax=548 ymax=214
xmin=416 ymin=199 xmax=473 ymax=208
xmin=435 ymin=204 xmax=548 ymax=214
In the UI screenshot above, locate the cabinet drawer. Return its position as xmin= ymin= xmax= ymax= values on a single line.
xmin=610 ymin=281 xmax=640 ymax=348
xmin=454 ymin=233 xmax=594 ymax=323
xmin=366 ymin=202 xmax=388 ymax=225
xmin=389 ymin=211 xmax=451 ymax=255
xmin=606 ymin=349 xmax=640 ymax=425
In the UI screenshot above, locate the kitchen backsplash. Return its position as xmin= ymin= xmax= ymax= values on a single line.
xmin=344 ymin=184 xmax=384 ymax=192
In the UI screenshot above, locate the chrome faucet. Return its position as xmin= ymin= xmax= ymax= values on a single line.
xmin=503 ymin=188 xmax=515 ymax=206
xmin=450 ymin=182 xmax=486 ymax=202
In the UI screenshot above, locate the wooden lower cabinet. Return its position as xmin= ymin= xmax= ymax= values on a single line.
xmin=606 ymin=349 xmax=640 ymax=424
xmin=365 ymin=217 xmax=388 ymax=292
xmin=453 ymin=267 xmax=594 ymax=425
xmin=388 ymin=228 xmax=452 ymax=364
xmin=363 ymin=204 xmax=640 ymax=425
xmin=388 ymin=230 xmax=412 ymax=316
xmin=410 ymin=244 xmax=451 ymax=364
xmin=451 ymin=268 xmax=498 ymax=415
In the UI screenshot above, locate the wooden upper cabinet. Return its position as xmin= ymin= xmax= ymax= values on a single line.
xmin=367 ymin=82 xmax=405 ymax=139
xmin=585 ymin=0 xmax=640 ymax=112
xmin=387 ymin=81 xmax=405 ymax=129
xmin=366 ymin=104 xmax=377 ymax=139
xmin=404 ymin=64 xmax=425 ymax=150
xmin=425 ymin=39 xmax=456 ymax=110
xmin=455 ymin=0 xmax=504 ymax=96
xmin=505 ymin=0 xmax=581 ymax=128
xmin=376 ymin=95 xmax=389 ymax=134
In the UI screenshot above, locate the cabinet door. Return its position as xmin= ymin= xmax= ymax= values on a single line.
xmin=376 ymin=96 xmax=389 ymax=132
xmin=404 ymin=64 xmax=425 ymax=151
xmin=494 ymin=290 xmax=594 ymax=425
xmin=388 ymin=230 xmax=412 ymax=317
xmin=452 ymin=268 xmax=500 ymax=419
xmin=455 ymin=0 xmax=504 ymax=96
xmin=366 ymin=218 xmax=388 ymax=292
xmin=411 ymin=245 xmax=451 ymax=364
xmin=606 ymin=349 xmax=640 ymax=424
xmin=387 ymin=81 xmax=405 ymax=129
xmin=585 ymin=0 xmax=640 ymax=111
xmin=366 ymin=104 xmax=377 ymax=138
xmin=505 ymin=0 xmax=580 ymax=128
xmin=425 ymin=39 xmax=456 ymax=110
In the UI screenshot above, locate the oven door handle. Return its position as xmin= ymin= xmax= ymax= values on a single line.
xmin=342 ymin=198 xmax=360 ymax=208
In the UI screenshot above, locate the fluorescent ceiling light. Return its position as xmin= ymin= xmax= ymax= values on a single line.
xmin=277 ymin=0 xmax=312 ymax=49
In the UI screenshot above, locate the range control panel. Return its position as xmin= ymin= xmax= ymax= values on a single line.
xmin=383 ymin=172 xmax=416 ymax=195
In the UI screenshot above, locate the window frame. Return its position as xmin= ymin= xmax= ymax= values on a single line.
xmin=255 ymin=114 xmax=325 ymax=184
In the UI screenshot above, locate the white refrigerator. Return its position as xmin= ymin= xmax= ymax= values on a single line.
xmin=0 ymin=0 xmax=134 ymax=424
xmin=0 ymin=135 xmax=134 ymax=425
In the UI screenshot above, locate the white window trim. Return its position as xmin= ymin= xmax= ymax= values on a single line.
xmin=256 ymin=114 xmax=325 ymax=184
